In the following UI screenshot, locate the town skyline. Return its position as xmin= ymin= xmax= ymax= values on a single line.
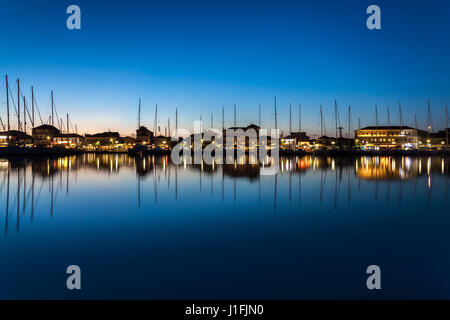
xmin=1 ymin=75 xmax=448 ymax=139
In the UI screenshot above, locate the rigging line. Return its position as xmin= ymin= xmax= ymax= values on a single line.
xmin=69 ymin=118 xmax=77 ymax=134
xmin=44 ymin=95 xmax=52 ymax=124
xmin=19 ymin=89 xmax=29 ymax=120
xmin=23 ymin=98 xmax=34 ymax=127
xmin=53 ymin=100 xmax=62 ymax=130
xmin=18 ymin=88 xmax=32 ymax=124
xmin=32 ymin=95 xmax=44 ymax=126
xmin=8 ymin=86 xmax=17 ymax=112
xmin=18 ymin=87 xmax=26 ymax=100
xmin=337 ymin=109 xmax=341 ymax=128
xmin=18 ymin=87 xmax=32 ymax=128
xmin=8 ymin=86 xmax=21 ymax=130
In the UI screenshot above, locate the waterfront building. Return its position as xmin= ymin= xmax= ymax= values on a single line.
xmin=223 ymin=124 xmax=261 ymax=150
xmin=136 ymin=126 xmax=153 ymax=145
xmin=153 ymin=135 xmax=170 ymax=149
xmin=32 ymin=124 xmax=61 ymax=146
xmin=429 ymin=128 xmax=450 ymax=148
xmin=123 ymin=136 xmax=137 ymax=147
xmin=354 ymin=126 xmax=427 ymax=149
xmin=84 ymin=131 xmax=123 ymax=150
xmin=310 ymin=136 xmax=336 ymax=149
xmin=53 ymin=133 xmax=84 ymax=147
xmin=281 ymin=132 xmax=310 ymax=150
xmin=0 ymin=130 xmax=32 ymax=146
xmin=335 ymin=137 xmax=355 ymax=148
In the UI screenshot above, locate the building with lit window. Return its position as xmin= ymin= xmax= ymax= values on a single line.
xmin=153 ymin=135 xmax=170 ymax=149
xmin=0 ymin=130 xmax=32 ymax=146
xmin=354 ymin=126 xmax=427 ymax=149
xmin=32 ymin=124 xmax=60 ymax=146
xmin=84 ymin=131 xmax=122 ymax=150
xmin=224 ymin=124 xmax=261 ymax=150
xmin=54 ymin=133 xmax=84 ymax=147
xmin=429 ymin=128 xmax=450 ymax=148
xmin=136 ymin=126 xmax=153 ymax=145
xmin=281 ymin=132 xmax=310 ymax=150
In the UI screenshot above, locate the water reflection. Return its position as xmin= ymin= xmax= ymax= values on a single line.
xmin=2 ymin=154 xmax=450 ymax=299
xmin=0 ymin=154 xmax=448 ymax=235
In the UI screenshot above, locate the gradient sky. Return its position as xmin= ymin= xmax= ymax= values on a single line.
xmin=0 ymin=0 xmax=449 ymax=137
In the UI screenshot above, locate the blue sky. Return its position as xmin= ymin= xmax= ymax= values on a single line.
xmin=0 ymin=0 xmax=449 ymax=136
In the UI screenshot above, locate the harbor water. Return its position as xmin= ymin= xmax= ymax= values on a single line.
xmin=1 ymin=154 xmax=449 ymax=299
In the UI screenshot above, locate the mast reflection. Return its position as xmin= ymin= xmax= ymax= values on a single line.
xmin=0 ymin=155 xmax=448 ymax=235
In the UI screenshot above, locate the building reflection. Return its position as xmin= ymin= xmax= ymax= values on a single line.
xmin=0 ymin=154 xmax=448 ymax=235
xmin=1 ymin=155 xmax=448 ymax=186
xmin=355 ymin=156 xmax=448 ymax=180
xmin=3 ymin=154 xmax=444 ymax=179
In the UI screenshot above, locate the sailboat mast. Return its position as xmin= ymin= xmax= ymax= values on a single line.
xmin=289 ymin=103 xmax=292 ymax=134
xmin=176 ymin=108 xmax=178 ymax=132
xmin=348 ymin=105 xmax=351 ymax=139
xmin=427 ymin=98 xmax=432 ymax=136
xmin=375 ymin=105 xmax=379 ymax=127
xmin=258 ymin=104 xmax=261 ymax=128
xmin=320 ymin=105 xmax=323 ymax=136
xmin=6 ymin=76 xmax=10 ymax=144
xmin=234 ymin=104 xmax=236 ymax=127
xmin=298 ymin=104 xmax=301 ymax=132
xmin=138 ymin=98 xmax=141 ymax=128
xmin=17 ymin=79 xmax=20 ymax=131
xmin=274 ymin=97 xmax=277 ymax=130
xmin=387 ymin=105 xmax=390 ymax=128
xmin=51 ymin=90 xmax=54 ymax=143
xmin=222 ymin=106 xmax=224 ymax=130
xmin=67 ymin=113 xmax=69 ymax=135
xmin=31 ymin=86 xmax=34 ymax=130
xmin=23 ymin=96 xmax=26 ymax=135
xmin=51 ymin=91 xmax=54 ymax=127
xmin=154 ymin=104 xmax=158 ymax=135
xmin=5 ymin=75 xmax=10 ymax=139
xmin=334 ymin=100 xmax=338 ymax=141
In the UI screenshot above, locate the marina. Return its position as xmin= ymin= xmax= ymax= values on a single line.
xmin=1 ymin=0 xmax=449 ymax=305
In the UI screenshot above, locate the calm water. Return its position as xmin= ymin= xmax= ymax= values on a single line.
xmin=1 ymin=154 xmax=449 ymax=299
